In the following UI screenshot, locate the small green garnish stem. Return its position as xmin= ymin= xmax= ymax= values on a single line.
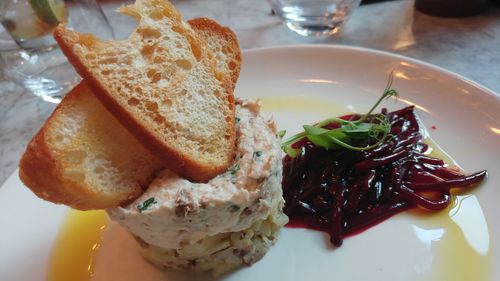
xmin=137 ymin=197 xmax=157 ymax=212
xmin=229 ymin=163 xmax=240 ymax=174
xmin=356 ymin=72 xmax=396 ymax=124
xmin=281 ymin=73 xmax=399 ymax=157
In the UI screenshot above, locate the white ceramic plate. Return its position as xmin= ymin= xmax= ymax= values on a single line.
xmin=1 ymin=45 xmax=499 ymax=281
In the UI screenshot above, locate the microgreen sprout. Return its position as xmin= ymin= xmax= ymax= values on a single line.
xmin=281 ymin=73 xmax=399 ymax=157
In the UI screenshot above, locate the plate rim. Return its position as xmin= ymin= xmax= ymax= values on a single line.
xmin=242 ymin=44 xmax=500 ymax=101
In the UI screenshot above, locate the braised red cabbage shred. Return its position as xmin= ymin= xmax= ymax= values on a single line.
xmin=281 ymin=106 xmax=487 ymax=246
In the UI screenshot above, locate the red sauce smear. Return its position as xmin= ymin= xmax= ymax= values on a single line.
xmin=281 ymin=106 xmax=487 ymax=246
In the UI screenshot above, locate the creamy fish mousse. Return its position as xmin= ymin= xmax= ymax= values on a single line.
xmin=108 ymin=98 xmax=288 ymax=274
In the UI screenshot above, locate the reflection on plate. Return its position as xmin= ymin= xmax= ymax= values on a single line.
xmin=0 ymin=45 xmax=499 ymax=281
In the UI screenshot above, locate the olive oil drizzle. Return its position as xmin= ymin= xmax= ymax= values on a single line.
xmin=46 ymin=96 xmax=491 ymax=281
xmin=47 ymin=210 xmax=108 ymax=281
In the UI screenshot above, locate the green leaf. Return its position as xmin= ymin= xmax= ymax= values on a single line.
xmin=284 ymin=145 xmax=299 ymax=158
xmin=307 ymin=134 xmax=336 ymax=148
xmin=325 ymin=132 xmax=351 ymax=147
xmin=306 ymin=129 xmax=352 ymax=149
xmin=137 ymin=197 xmax=157 ymax=212
xmin=342 ymin=122 xmax=373 ymax=133
xmin=343 ymin=131 xmax=370 ymax=140
xmin=303 ymin=125 xmax=329 ymax=135
xmin=324 ymin=129 xmax=350 ymax=140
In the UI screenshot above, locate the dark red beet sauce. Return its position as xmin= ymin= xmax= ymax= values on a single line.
xmin=281 ymin=106 xmax=487 ymax=247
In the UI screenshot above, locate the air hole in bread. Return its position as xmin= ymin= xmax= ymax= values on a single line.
xmin=152 ymin=73 xmax=162 ymax=83
xmin=149 ymin=9 xmax=165 ymax=21
xmin=161 ymin=98 xmax=172 ymax=106
xmin=65 ymin=150 xmax=87 ymax=164
xmin=141 ymin=44 xmax=157 ymax=61
xmin=138 ymin=27 xmax=162 ymax=39
xmin=229 ymin=61 xmax=237 ymax=70
xmin=100 ymin=57 xmax=118 ymax=64
xmin=205 ymin=146 xmax=216 ymax=154
xmin=95 ymin=166 xmax=105 ymax=174
xmin=64 ymin=170 xmax=86 ymax=182
xmin=134 ymin=87 xmax=144 ymax=96
xmin=214 ymin=72 xmax=223 ymax=82
xmin=153 ymin=56 xmax=165 ymax=64
xmin=128 ymin=97 xmax=140 ymax=106
xmin=154 ymin=115 xmax=165 ymax=124
xmin=199 ymin=89 xmax=211 ymax=97
xmin=175 ymin=59 xmax=192 ymax=70
xmin=146 ymin=101 xmax=158 ymax=112
xmin=146 ymin=69 xmax=156 ymax=79
xmin=145 ymin=69 xmax=162 ymax=83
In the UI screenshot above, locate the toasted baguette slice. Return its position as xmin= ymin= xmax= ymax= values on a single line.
xmin=187 ymin=18 xmax=241 ymax=92
xmin=19 ymin=83 xmax=163 ymax=209
xmin=53 ymin=0 xmax=235 ymax=182
xmin=19 ymin=19 xmax=241 ymax=210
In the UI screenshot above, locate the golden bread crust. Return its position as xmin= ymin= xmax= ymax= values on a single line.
xmin=19 ymin=16 xmax=242 ymax=209
xmin=187 ymin=18 xmax=242 ymax=91
xmin=53 ymin=4 xmax=237 ymax=182
xmin=19 ymin=83 xmax=145 ymax=209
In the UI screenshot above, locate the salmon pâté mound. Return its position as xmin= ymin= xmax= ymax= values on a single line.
xmin=108 ymin=99 xmax=288 ymax=275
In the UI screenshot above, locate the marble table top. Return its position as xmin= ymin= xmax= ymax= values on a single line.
xmin=1 ymin=0 xmax=499 ymax=184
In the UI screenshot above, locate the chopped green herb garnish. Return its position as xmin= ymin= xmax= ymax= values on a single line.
xmin=253 ymin=151 xmax=262 ymax=159
xmin=281 ymin=73 xmax=398 ymax=157
xmin=277 ymin=130 xmax=286 ymax=139
xmin=228 ymin=204 xmax=241 ymax=212
xmin=229 ymin=163 xmax=240 ymax=174
xmin=137 ymin=197 xmax=157 ymax=212
xmin=235 ymin=116 xmax=241 ymax=123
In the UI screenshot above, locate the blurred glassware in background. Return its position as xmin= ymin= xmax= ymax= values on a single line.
xmin=0 ymin=0 xmax=114 ymax=103
xmin=267 ymin=0 xmax=362 ymax=37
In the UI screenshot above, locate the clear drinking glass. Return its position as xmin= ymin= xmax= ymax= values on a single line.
xmin=268 ymin=0 xmax=362 ymax=37
xmin=0 ymin=0 xmax=114 ymax=103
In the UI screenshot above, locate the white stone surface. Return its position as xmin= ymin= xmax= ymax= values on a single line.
xmin=1 ymin=0 xmax=499 ymax=184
